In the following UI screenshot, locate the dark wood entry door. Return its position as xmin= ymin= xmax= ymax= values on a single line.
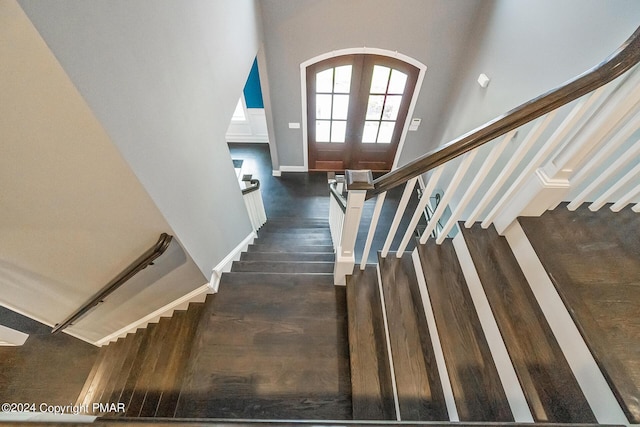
xmin=307 ymin=54 xmax=419 ymax=172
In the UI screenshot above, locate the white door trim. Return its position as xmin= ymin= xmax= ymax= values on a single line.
xmin=300 ymin=48 xmax=427 ymax=172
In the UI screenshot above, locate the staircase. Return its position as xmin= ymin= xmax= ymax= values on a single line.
xmin=75 ymin=299 xmax=205 ymax=417
xmin=77 ymin=217 xmax=352 ymax=420
xmin=346 ymin=207 xmax=639 ymax=423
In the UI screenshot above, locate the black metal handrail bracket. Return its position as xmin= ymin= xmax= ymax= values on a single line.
xmin=368 ymin=26 xmax=640 ymax=199
xmin=52 ymin=233 xmax=173 ymax=334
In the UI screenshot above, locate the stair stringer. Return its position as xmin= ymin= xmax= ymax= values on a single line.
xmin=502 ymin=219 xmax=630 ymax=425
xmin=96 ymin=283 xmax=210 ymax=346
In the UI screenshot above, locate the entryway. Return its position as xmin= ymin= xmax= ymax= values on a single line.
xmin=305 ymin=53 xmax=421 ymax=172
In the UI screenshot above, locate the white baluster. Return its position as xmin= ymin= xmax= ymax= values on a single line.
xmin=484 ymin=89 xmax=606 ymax=226
xmin=360 ymin=192 xmax=387 ymax=270
xmin=420 ymin=150 xmax=478 ymax=245
xmin=566 ymin=114 xmax=640 ymax=210
xmin=476 ymin=112 xmax=557 ymax=229
xmin=437 ymin=131 xmax=515 ymax=236
xmin=380 ymin=178 xmax=417 ymax=258
xmin=589 ymin=162 xmax=640 ymax=211
xmin=465 ymin=114 xmax=555 ymax=227
xmin=395 ymin=167 xmax=444 ymax=257
xmin=568 ymin=139 xmax=640 ymax=211
xmin=610 ymin=183 xmax=640 ymax=212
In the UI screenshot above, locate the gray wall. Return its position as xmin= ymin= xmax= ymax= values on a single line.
xmin=259 ymin=0 xmax=486 ymax=168
xmin=19 ymin=0 xmax=263 ymax=278
xmin=437 ymin=0 xmax=640 ymax=146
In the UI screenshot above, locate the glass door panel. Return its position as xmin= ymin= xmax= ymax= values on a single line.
xmin=307 ymin=54 xmax=418 ymax=171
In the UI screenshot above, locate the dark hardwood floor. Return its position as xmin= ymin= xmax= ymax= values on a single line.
xmin=228 ymin=143 xmax=424 ymax=263
xmin=0 ymin=306 xmax=98 ymax=406
xmin=175 ymin=219 xmax=351 ymax=419
xmin=519 ymin=204 xmax=640 ymax=424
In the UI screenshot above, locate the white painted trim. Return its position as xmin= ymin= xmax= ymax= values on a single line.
xmin=95 ymin=282 xmax=210 ymax=346
xmin=376 ymin=263 xmax=401 ymax=421
xmin=480 ymin=112 xmax=557 ymax=228
xmin=225 ymin=135 xmax=269 ymax=143
xmin=453 ymin=233 xmax=533 ymax=422
xmin=0 ymin=413 xmax=96 ymax=423
xmin=300 ymin=48 xmax=427 ymax=172
xmin=0 ymin=300 xmax=97 ymax=346
xmin=0 ymin=324 xmax=29 ymax=346
xmin=381 ymin=177 xmax=417 ymax=257
xmin=360 ymin=192 xmax=386 ymax=270
xmin=278 ymin=165 xmax=308 ymax=173
xmin=272 ymin=169 xmax=281 ymax=177
xmin=411 ymin=249 xmax=458 ymax=421
xmin=397 ymin=167 xmax=443 ymax=255
xmin=209 ymin=230 xmax=256 ymax=293
xmin=504 ymin=221 xmax=628 ymax=425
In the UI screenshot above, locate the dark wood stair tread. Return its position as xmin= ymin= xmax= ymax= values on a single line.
xmin=378 ymin=251 xmax=448 ymax=421
xmin=346 ymin=265 xmax=395 ymax=420
xmin=462 ymin=224 xmax=596 ymax=422
xmin=175 ymin=273 xmax=350 ymax=418
xmin=519 ymin=205 xmax=640 ymax=423
xmin=416 ymin=240 xmax=513 ymax=422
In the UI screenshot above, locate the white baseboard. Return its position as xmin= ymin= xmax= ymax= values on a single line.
xmin=225 ymin=135 xmax=269 ymax=143
xmin=504 ymin=220 xmax=628 ymax=425
xmin=95 ymin=282 xmax=210 ymax=346
xmin=279 ymin=165 xmax=308 ymax=173
xmin=209 ymin=230 xmax=256 ymax=293
xmin=272 ymin=170 xmax=281 ymax=177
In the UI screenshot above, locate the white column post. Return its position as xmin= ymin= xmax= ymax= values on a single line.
xmin=334 ymin=170 xmax=374 ymax=286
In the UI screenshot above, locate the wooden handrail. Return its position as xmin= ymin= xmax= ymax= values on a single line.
xmin=241 ymin=178 xmax=261 ymax=195
xmin=367 ymin=25 xmax=640 ymax=199
xmin=329 ymin=180 xmax=347 ymax=213
xmin=52 ymin=233 xmax=173 ymax=334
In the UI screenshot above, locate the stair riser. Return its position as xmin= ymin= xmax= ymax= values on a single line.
xmin=247 ymin=244 xmax=334 ymax=253
xmin=231 ymin=261 xmax=334 ymax=274
xmin=256 ymin=237 xmax=334 ymax=246
xmin=240 ymin=252 xmax=335 ymax=262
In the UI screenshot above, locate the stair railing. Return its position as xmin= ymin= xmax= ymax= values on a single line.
xmin=330 ymin=26 xmax=640 ymax=284
xmin=241 ymin=177 xmax=267 ymax=231
xmin=52 ymin=233 xmax=173 ymax=334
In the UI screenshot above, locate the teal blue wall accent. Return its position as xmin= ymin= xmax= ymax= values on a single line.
xmin=243 ymin=58 xmax=263 ymax=108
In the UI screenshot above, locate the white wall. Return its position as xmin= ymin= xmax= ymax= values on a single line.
xmin=0 ymin=0 xmax=207 ymax=338
xmin=18 ymin=0 xmax=263 ymax=279
xmin=437 ymin=0 xmax=640 ymax=145
xmin=259 ymin=0 xmax=486 ymax=168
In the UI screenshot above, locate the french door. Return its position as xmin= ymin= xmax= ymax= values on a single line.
xmin=307 ymin=54 xmax=419 ymax=172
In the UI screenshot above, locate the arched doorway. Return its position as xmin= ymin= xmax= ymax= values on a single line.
xmin=302 ymin=50 xmax=425 ymax=172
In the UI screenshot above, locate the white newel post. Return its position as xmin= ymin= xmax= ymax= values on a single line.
xmin=334 ymin=170 xmax=374 ymax=286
